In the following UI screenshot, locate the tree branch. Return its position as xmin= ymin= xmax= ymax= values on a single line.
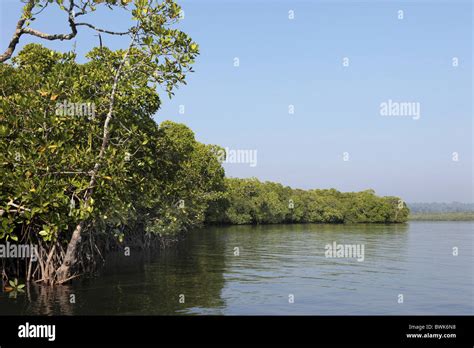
xmin=0 ymin=0 xmax=35 ymax=63
xmin=76 ymin=22 xmax=130 ymax=36
xmin=0 ymin=0 xmax=131 ymax=63
xmin=22 ymin=0 xmax=77 ymax=41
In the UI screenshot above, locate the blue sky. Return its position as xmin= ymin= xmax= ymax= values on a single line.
xmin=1 ymin=0 xmax=472 ymax=202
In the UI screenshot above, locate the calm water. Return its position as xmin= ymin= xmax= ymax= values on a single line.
xmin=0 ymin=222 xmax=472 ymax=315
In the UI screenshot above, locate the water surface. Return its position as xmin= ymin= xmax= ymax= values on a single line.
xmin=0 ymin=222 xmax=472 ymax=315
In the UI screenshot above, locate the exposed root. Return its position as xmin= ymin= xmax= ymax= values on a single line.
xmin=1 ymin=223 xmax=180 ymax=286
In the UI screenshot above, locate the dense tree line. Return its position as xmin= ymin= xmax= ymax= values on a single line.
xmin=0 ymin=47 xmax=408 ymax=286
xmin=0 ymin=44 xmax=408 ymax=286
xmin=206 ymin=178 xmax=409 ymax=225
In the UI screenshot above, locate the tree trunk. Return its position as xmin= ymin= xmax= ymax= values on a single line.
xmin=54 ymin=33 xmax=136 ymax=284
xmin=55 ymin=222 xmax=83 ymax=284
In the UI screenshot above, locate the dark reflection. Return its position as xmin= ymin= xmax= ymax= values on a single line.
xmin=0 ymin=283 xmax=75 ymax=315
xmin=0 ymin=230 xmax=227 ymax=315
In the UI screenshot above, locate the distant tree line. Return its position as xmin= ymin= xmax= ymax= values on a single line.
xmin=408 ymin=202 xmax=474 ymax=214
xmin=206 ymin=178 xmax=409 ymax=225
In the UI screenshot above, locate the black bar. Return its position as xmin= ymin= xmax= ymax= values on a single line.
xmin=0 ymin=316 xmax=472 ymax=346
